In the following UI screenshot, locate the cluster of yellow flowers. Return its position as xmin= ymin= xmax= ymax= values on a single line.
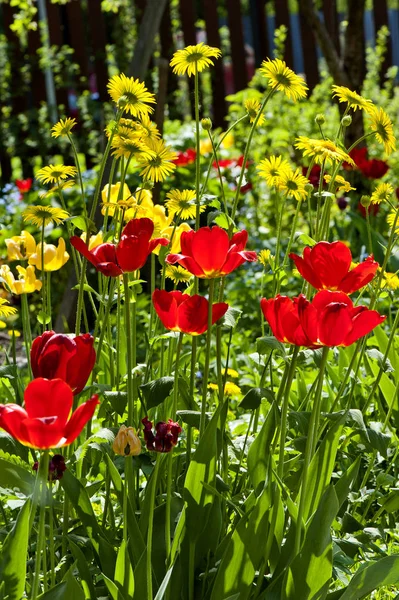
xmin=256 ymin=155 xmax=310 ymax=202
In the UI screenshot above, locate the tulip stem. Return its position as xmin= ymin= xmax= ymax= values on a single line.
xmin=123 ymin=273 xmax=136 ymax=426
xmin=199 ymin=279 xmax=215 ymax=437
xmin=40 ymin=219 xmax=46 ymax=332
xmin=294 ymin=346 xmax=329 ymax=556
xmin=95 ymin=278 xmax=116 ymax=367
xmin=278 ymin=345 xmax=300 ymax=481
xmin=147 ymin=455 xmax=161 ymax=600
xmin=194 ymin=64 xmax=201 ymax=231
xmin=31 ymin=450 xmax=49 ymax=600
xmin=21 ymin=293 xmax=33 ymax=379
xmin=67 ymin=131 xmax=87 ymax=221
xmin=75 ymin=257 xmax=87 ymax=336
xmin=365 ymin=206 xmax=373 ymax=255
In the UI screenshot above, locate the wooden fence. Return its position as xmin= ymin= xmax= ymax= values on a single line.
xmin=0 ymin=0 xmax=397 ymax=184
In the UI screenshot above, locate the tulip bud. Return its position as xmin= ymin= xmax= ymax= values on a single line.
xmin=341 ymin=115 xmax=352 ymax=127
xmin=142 ymin=180 xmax=154 ymax=190
xmin=315 ymin=114 xmax=325 ymax=125
xmin=113 ymin=425 xmax=141 ymax=456
xmin=305 ymin=183 xmax=314 ymax=194
xmin=201 ymin=118 xmax=212 ymax=131
xmin=360 ymin=195 xmax=371 ymax=208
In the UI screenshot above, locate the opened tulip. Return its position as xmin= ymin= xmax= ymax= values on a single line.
xmin=0 ymin=265 xmax=42 ymax=294
xmin=101 ymin=181 xmax=132 ymax=216
xmin=261 ymin=290 xmax=385 ymax=348
xmin=31 ymin=331 xmax=96 ymax=394
xmin=153 ymin=290 xmax=228 ymax=335
xmin=142 ymin=416 xmax=181 ymax=453
xmin=28 ymin=238 xmax=69 ymax=271
xmin=16 ymin=178 xmax=33 ymax=194
xmin=5 ymin=230 xmax=36 ymax=261
xmin=70 ymin=218 xmax=168 ymax=277
xmin=289 ymin=241 xmax=378 ymax=294
xmin=0 ymin=378 xmax=99 ymax=449
xmin=166 ymin=226 xmax=257 ymax=278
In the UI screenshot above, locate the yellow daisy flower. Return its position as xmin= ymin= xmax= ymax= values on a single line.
xmin=28 ymin=238 xmax=69 ymax=272
xmin=200 ymin=138 xmax=213 ymax=154
xmin=368 ymin=107 xmax=396 ymax=155
xmin=244 ymin=98 xmax=265 ymax=125
xmin=260 ymin=58 xmax=308 ymax=101
xmin=224 ymin=368 xmax=238 ymax=379
xmin=221 ymin=132 xmax=234 ymax=149
xmin=224 ymin=381 xmax=241 ymax=396
xmin=381 ymin=271 xmax=399 ymax=290
xmin=163 ymin=264 xmax=192 ymax=284
xmin=258 ymin=249 xmax=272 ymax=267
xmin=111 ymin=129 xmax=154 ymax=160
xmin=387 ymin=209 xmax=399 ymax=234
xmin=107 ymin=73 xmax=156 ymax=116
xmin=170 ymin=43 xmax=221 ymax=77
xmin=138 ymin=138 xmax=177 ymax=182
xmin=370 ymin=182 xmax=394 ymax=205
xmin=324 ymin=174 xmax=355 ymax=193
xmin=5 ymin=230 xmax=36 ymax=261
xmin=138 ymin=114 xmax=161 ymax=141
xmin=0 ymin=299 xmax=17 ymax=318
xmin=256 ymin=155 xmax=291 ymax=187
xmin=22 ymin=205 xmax=69 ymax=228
xmin=0 ymin=265 xmax=42 ymax=295
xmin=51 ymin=117 xmax=77 ymax=138
xmin=295 ymin=137 xmax=354 ymax=167
xmin=278 ymin=168 xmax=309 ymax=201
xmin=331 ymin=86 xmax=374 ymax=113
xmin=36 ymin=164 xmax=77 ymax=185
xmin=165 ymin=189 xmax=203 ymax=220
xmin=39 ymin=180 xmax=75 ymax=199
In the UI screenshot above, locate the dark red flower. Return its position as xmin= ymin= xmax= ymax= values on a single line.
xmin=213 ymin=155 xmax=247 ymax=170
xmin=31 ymin=331 xmax=96 ymax=394
xmin=302 ymin=164 xmax=322 ymax=188
xmin=166 ymin=226 xmax=257 ymax=278
xmin=289 ymin=241 xmax=378 ymax=294
xmin=346 ymin=147 xmax=389 ymax=179
xmin=261 ymin=291 xmax=385 ymax=348
xmin=172 ymin=149 xmax=196 ymax=166
xmin=33 ymin=454 xmax=66 ymax=481
xmin=16 ymin=179 xmax=33 ymax=194
xmin=358 ymin=201 xmax=380 ymax=218
xmin=142 ymin=416 xmax=182 ymax=452
xmin=152 ymin=290 xmax=228 ymax=335
xmin=70 ymin=218 xmax=168 ymax=277
xmin=0 ymin=378 xmax=99 ymax=449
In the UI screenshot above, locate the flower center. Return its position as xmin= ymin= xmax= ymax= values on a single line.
xmin=186 ymin=52 xmax=204 ymax=63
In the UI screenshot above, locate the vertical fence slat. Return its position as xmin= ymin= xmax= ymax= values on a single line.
xmin=323 ymin=0 xmax=340 ymax=55
xmin=298 ymin=11 xmax=320 ymax=90
xmin=226 ymin=0 xmax=249 ymax=90
xmin=178 ymin=0 xmax=196 ymax=119
xmin=249 ymin=0 xmax=269 ymax=65
xmin=87 ymin=0 xmax=108 ymax=101
xmin=65 ymin=0 xmax=88 ymax=83
xmin=274 ymin=0 xmax=294 ymax=67
xmin=46 ymin=0 xmax=69 ymax=109
xmin=27 ymin=28 xmax=47 ymax=107
xmin=203 ymin=0 xmax=226 ymax=127
xmin=159 ymin=0 xmax=179 ymax=121
xmin=373 ymin=0 xmax=392 ymax=79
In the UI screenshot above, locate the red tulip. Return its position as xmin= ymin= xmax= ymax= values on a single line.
xmin=261 ymin=291 xmax=385 ymax=348
xmin=0 ymin=378 xmax=99 ymax=449
xmin=346 ymin=147 xmax=389 ymax=179
xmin=153 ymin=290 xmax=228 ymax=335
xmin=166 ymin=226 xmax=257 ymax=278
xmin=16 ymin=178 xmax=33 ymax=194
xmin=31 ymin=331 xmax=96 ymax=394
xmin=289 ymin=241 xmax=378 ymax=294
xmin=142 ymin=416 xmax=182 ymax=452
xmin=70 ymin=218 xmax=168 ymax=277
xmin=212 ymin=156 xmax=246 ymax=169
xmin=172 ymin=149 xmax=196 ymax=166
xmin=302 ymin=164 xmax=323 ymax=188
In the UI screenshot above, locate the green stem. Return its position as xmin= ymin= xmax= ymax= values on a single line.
xmin=147 ymin=455 xmax=160 ymax=600
xmin=207 ymin=130 xmax=228 ymax=215
xmin=67 ymin=132 xmax=87 ymax=221
xmin=49 ymin=482 xmax=55 ymax=588
xmin=199 ymin=279 xmax=215 ymax=437
xmin=365 ymin=206 xmax=373 ymax=255
xmin=294 ymin=346 xmax=329 ymax=555
xmin=278 ymin=346 xmax=300 ymax=480
xmin=31 ymin=450 xmax=49 ymax=600
xmin=41 ymin=220 xmax=46 ymax=332
xmin=123 ymin=273 xmax=137 ymax=426
xmin=75 ymin=258 xmax=87 ymax=335
xmin=21 ymin=293 xmax=33 ymax=379
xmin=194 ymin=65 xmax=201 ymax=231
xmin=47 ymin=272 xmax=52 ymax=330
xmin=94 ymin=279 xmax=116 ymax=367
xmin=272 ymin=193 xmax=287 ymax=294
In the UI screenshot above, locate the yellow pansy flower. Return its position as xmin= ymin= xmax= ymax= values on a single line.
xmin=5 ymin=230 xmax=36 ymax=261
xmin=101 ymin=182 xmax=132 ymax=216
xmin=0 ymin=265 xmax=42 ymax=294
xmin=28 ymin=237 xmax=69 ymax=271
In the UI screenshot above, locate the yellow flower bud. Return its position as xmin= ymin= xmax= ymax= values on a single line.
xmin=113 ymin=425 xmax=141 ymax=457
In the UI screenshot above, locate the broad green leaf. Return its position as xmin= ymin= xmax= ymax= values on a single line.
xmin=140 ymin=377 xmax=174 ymax=409
xmin=103 ymin=391 xmax=127 ymax=416
xmin=68 ymin=539 xmax=97 ymax=600
xmin=339 ymin=555 xmax=399 ymax=600
xmin=0 ymin=457 xmax=34 ymax=495
xmin=295 ymin=232 xmax=317 ymax=247
xmin=37 ymin=564 xmax=85 ymax=599
xmin=115 ymin=540 xmax=134 ymax=598
xmin=257 ymin=336 xmax=286 ymax=356
xmin=334 ymin=456 xmax=360 ymax=510
xmin=239 ymin=387 xmax=274 ymax=410
xmin=221 ymin=306 xmax=242 ymax=329
xmin=102 ymin=575 xmax=127 ymax=600
xmin=0 ymin=499 xmax=31 ymax=600
xmin=247 ymin=404 xmax=276 ymax=495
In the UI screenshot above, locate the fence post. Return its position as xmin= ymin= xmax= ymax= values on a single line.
xmin=323 ymin=0 xmax=340 ymax=56
xmin=203 ymin=0 xmax=227 ymax=127
xmin=249 ymin=0 xmax=269 ymax=66
xmin=373 ymin=0 xmax=392 ymax=81
xmin=87 ymin=0 xmax=109 ymax=102
xmin=226 ymin=0 xmax=249 ymax=90
xmin=298 ymin=10 xmax=320 ymax=90
xmin=274 ymin=0 xmax=294 ymax=67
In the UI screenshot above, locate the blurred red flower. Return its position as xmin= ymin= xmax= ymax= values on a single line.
xmin=0 ymin=378 xmax=99 ymax=449
xmin=153 ymin=290 xmax=228 ymax=335
xmin=31 ymin=331 xmax=96 ymax=394
xmin=16 ymin=179 xmax=33 ymax=194
xmin=166 ymin=226 xmax=257 ymax=278
xmin=172 ymin=148 xmax=196 ymax=166
xmin=71 ymin=218 xmax=168 ymax=277
xmin=346 ymin=147 xmax=389 ymax=179
xmin=142 ymin=416 xmax=181 ymax=452
xmin=289 ymin=241 xmax=378 ymax=294
xmin=302 ymin=164 xmax=322 ymax=188
xmin=261 ymin=291 xmax=385 ymax=348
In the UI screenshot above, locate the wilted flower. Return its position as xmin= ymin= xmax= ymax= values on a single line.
xmin=142 ymin=416 xmax=182 ymax=452
xmin=33 ymin=454 xmax=67 ymax=481
xmin=113 ymin=425 xmax=141 ymax=456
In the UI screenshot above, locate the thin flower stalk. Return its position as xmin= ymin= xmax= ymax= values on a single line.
xmin=31 ymin=450 xmax=50 ymax=600
xmin=66 ymin=132 xmax=87 ymax=221
xmin=147 ymin=455 xmax=161 ymax=600
xmin=200 ymin=279 xmax=215 ymax=437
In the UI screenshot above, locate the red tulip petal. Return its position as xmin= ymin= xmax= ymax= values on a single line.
xmin=152 ymin=289 xmax=180 ymax=331
xmin=30 ymin=331 xmax=56 ymax=378
xmin=165 ymin=253 xmax=205 ymax=277
xmin=122 ymin=218 xmax=154 ymax=239
xmin=311 ymin=290 xmax=353 ymax=311
xmin=220 ymin=253 xmax=246 ymax=276
xmin=92 ymin=243 xmax=119 ymax=264
xmin=344 ymin=311 xmax=386 ymax=347
xmin=63 ymin=395 xmax=100 ymax=446
xmin=20 ymin=416 xmax=65 ymax=449
xmin=191 ymin=227 xmax=229 ymax=277
xmin=0 ymin=404 xmax=29 ymax=444
xmin=289 ymin=250 xmax=323 ymax=289
xmin=148 ymin=237 xmax=169 ymax=254
xmin=116 ymin=236 xmax=150 ymax=272
xmin=34 ymin=334 xmax=76 ymax=381
xmin=340 ymin=257 xmax=379 ymax=294
xmin=95 ymin=262 xmax=123 ymax=277
xmin=318 ymin=303 xmax=352 ymax=346
xmin=297 ymin=295 xmax=318 ymax=343
xmin=66 ymin=334 xmax=96 ymax=394
xmin=230 ymin=230 xmax=248 ymax=251
xmin=211 ymin=302 xmax=229 ymax=325
xmin=177 ymin=295 xmax=208 ymax=335
xmin=70 ymin=237 xmax=99 ymax=267
xmin=309 ymin=241 xmax=352 ymax=289
xmin=24 ymin=378 xmax=73 ymax=425
xmin=179 ymin=229 xmax=195 ymax=256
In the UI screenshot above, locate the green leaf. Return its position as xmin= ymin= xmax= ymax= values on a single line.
xmin=295 ymin=232 xmax=317 ymax=247
xmin=239 ymin=387 xmax=274 ymax=410
xmin=0 ymin=499 xmax=31 ymax=600
xmin=366 ymin=348 xmax=394 ymax=373
xmin=221 ymin=306 xmax=242 ymax=329
xmin=176 ymin=410 xmax=207 ymax=429
xmin=37 ymin=567 xmax=85 ymax=599
xmin=37 ymin=311 xmax=51 ymax=325
xmin=0 ymin=457 xmax=34 ymax=495
xmin=247 ymin=404 xmax=276 ymax=495
xmin=104 ymin=391 xmax=127 ymax=416
xmin=339 ymin=555 xmax=399 ymax=600
xmin=256 ymin=336 xmax=286 ymax=356
xmin=140 ymin=377 xmax=174 ymax=409
xmin=115 ymin=540 xmax=134 ymax=598
xmin=102 ymin=575 xmax=127 ymax=600
xmin=65 ymin=215 xmax=96 ymax=233
xmin=68 ymin=540 xmax=97 ymax=600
